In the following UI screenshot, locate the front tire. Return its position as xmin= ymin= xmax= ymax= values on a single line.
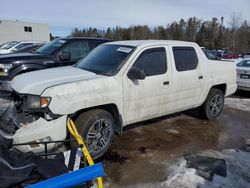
xmin=200 ymin=88 xmax=225 ymax=120
xmin=71 ymin=109 xmax=114 ymax=159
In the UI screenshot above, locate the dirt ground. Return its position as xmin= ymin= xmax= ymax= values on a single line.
xmin=98 ymin=90 xmax=250 ymax=187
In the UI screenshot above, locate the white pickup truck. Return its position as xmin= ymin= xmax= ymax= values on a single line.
xmin=4 ymin=40 xmax=237 ymax=159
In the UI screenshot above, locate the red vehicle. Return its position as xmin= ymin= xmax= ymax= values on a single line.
xmin=222 ymin=52 xmax=240 ymax=59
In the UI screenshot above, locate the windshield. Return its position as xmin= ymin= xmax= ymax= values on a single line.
xmin=2 ymin=41 xmax=19 ymax=49
xmin=14 ymin=43 xmax=33 ymax=50
xmin=75 ymin=44 xmax=135 ymax=76
xmin=36 ymin=38 xmax=66 ymax=55
xmin=237 ymin=60 xmax=250 ymax=67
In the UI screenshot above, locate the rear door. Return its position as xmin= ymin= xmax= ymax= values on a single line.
xmin=170 ymin=46 xmax=204 ymax=111
xmin=122 ymin=46 xmax=173 ymax=124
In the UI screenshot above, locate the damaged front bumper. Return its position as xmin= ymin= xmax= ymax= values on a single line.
xmin=0 ymin=92 xmax=69 ymax=153
xmin=0 ymin=115 xmax=68 ymax=153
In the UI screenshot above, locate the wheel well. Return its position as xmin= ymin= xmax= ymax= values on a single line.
xmin=72 ymin=104 xmax=123 ymax=135
xmin=211 ymin=84 xmax=227 ymax=95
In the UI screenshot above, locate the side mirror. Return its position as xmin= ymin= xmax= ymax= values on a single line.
xmin=127 ymin=67 xmax=145 ymax=80
xmin=59 ymin=51 xmax=71 ymax=61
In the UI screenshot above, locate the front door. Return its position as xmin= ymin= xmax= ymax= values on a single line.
xmin=123 ymin=46 xmax=173 ymax=125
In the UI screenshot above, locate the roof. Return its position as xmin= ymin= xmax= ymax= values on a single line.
xmin=106 ymin=40 xmax=197 ymax=47
xmin=61 ymin=37 xmax=112 ymax=41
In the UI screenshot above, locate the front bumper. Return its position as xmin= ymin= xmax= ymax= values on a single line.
xmin=0 ymin=115 xmax=67 ymax=153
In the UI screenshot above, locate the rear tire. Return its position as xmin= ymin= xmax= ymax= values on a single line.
xmin=200 ymin=88 xmax=224 ymax=120
xmin=70 ymin=109 xmax=114 ymax=159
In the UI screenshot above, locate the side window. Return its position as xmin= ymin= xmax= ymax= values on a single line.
xmin=173 ymin=47 xmax=198 ymax=71
xmin=133 ymin=48 xmax=167 ymax=77
xmin=62 ymin=41 xmax=90 ymax=61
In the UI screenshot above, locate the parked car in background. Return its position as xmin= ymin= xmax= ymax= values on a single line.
xmin=0 ymin=37 xmax=111 ymax=92
xmin=222 ymin=52 xmax=240 ymax=59
xmin=0 ymin=41 xmax=18 ymax=49
xmin=237 ymin=59 xmax=250 ymax=91
xmin=211 ymin=50 xmax=222 ymax=60
xmin=0 ymin=41 xmax=39 ymax=54
xmin=0 ymin=42 xmax=7 ymax=49
xmin=0 ymin=41 xmax=19 ymax=50
xmin=12 ymin=43 xmax=46 ymax=53
xmin=202 ymin=48 xmax=218 ymax=60
xmin=243 ymin=52 xmax=250 ymax=59
xmin=6 ymin=40 xmax=237 ymax=159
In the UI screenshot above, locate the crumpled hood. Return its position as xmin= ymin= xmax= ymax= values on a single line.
xmin=11 ymin=66 xmax=103 ymax=95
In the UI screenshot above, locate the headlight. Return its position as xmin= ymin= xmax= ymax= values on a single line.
xmin=0 ymin=64 xmax=12 ymax=76
xmin=26 ymin=95 xmax=51 ymax=109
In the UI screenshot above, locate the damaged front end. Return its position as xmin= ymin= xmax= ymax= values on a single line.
xmin=0 ymin=92 xmax=67 ymax=153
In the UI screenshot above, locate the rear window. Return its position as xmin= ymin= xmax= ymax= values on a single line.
xmin=173 ymin=47 xmax=198 ymax=71
xmin=237 ymin=60 xmax=250 ymax=67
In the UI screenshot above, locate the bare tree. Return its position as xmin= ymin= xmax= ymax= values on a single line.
xmin=228 ymin=12 xmax=242 ymax=50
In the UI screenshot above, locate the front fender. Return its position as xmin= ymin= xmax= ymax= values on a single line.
xmin=42 ymin=77 xmax=124 ymax=119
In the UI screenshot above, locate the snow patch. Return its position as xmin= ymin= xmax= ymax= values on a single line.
xmin=161 ymin=160 xmax=205 ymax=187
xmin=162 ymin=149 xmax=250 ymax=188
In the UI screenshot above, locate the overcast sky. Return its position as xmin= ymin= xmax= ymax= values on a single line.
xmin=0 ymin=0 xmax=249 ymax=36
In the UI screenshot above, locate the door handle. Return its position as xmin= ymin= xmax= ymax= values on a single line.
xmin=199 ymin=76 xmax=203 ymax=79
xmin=163 ymin=81 xmax=169 ymax=85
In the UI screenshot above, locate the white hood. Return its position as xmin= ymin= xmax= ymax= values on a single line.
xmin=11 ymin=66 xmax=103 ymax=95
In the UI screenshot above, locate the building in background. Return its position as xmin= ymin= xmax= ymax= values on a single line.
xmin=0 ymin=20 xmax=50 ymax=43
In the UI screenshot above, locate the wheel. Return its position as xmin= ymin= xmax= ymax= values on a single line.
xmin=200 ymin=88 xmax=224 ymax=120
xmin=71 ymin=109 xmax=114 ymax=159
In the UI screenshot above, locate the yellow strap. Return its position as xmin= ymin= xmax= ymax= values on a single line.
xmin=67 ymin=118 xmax=103 ymax=188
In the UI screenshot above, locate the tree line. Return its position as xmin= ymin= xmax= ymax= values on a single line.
xmin=70 ymin=15 xmax=250 ymax=53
